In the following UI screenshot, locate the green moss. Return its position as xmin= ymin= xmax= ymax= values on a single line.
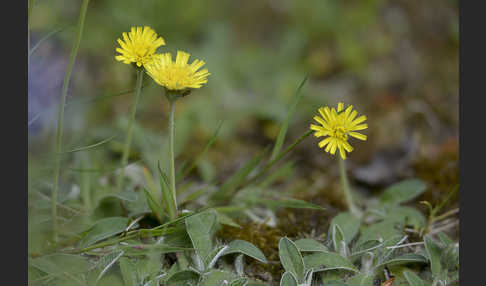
xmin=218 ymin=221 xmax=284 ymax=283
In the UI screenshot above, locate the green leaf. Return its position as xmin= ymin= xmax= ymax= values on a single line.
xmin=29 ymin=254 xmax=92 ymax=276
xmin=222 ymin=240 xmax=267 ymax=263
xmin=120 ymin=243 xmax=191 ymax=256
xmin=280 ymin=272 xmax=298 ymax=286
xmin=143 ymin=188 xmax=164 ymax=222
xmin=386 ymin=206 xmax=426 ymax=229
xmin=143 ymin=167 xmax=161 ymax=203
xmin=294 ymin=238 xmax=328 ymax=252
xmin=437 ymin=232 xmax=454 ymax=247
xmin=329 ymin=212 xmax=361 ymax=244
xmin=93 ymin=249 xmax=125 ymax=284
xmin=79 ymin=217 xmax=129 ymax=248
xmin=200 ymin=270 xmax=237 ymax=286
xmin=324 ymin=281 xmax=349 ymax=286
xmin=424 ymin=235 xmax=442 ymax=277
xmin=351 ymin=240 xmax=382 ymax=257
xmin=260 ymin=198 xmax=325 ymax=211
xmin=380 ymin=179 xmax=427 ymax=206
xmin=185 ymin=210 xmax=218 ymax=266
xmin=217 ymin=211 xmax=241 ymax=228
xmin=230 ymin=277 xmax=249 ymax=286
xmin=166 ymin=270 xmax=200 ymax=286
xmin=303 ymin=252 xmax=358 ymax=272
xmin=271 ymin=75 xmax=308 ymax=160
xmin=158 ymin=161 xmax=177 ymax=220
xmin=332 ymin=224 xmax=348 ymax=257
xmin=357 ymin=219 xmax=404 ymax=246
xmin=119 ymin=257 xmax=137 ymax=286
xmin=99 ymin=189 xmax=138 ymax=202
xmin=441 ymin=243 xmax=459 ymax=270
xmin=279 ymin=237 xmax=305 ymax=283
xmin=376 ymin=253 xmax=428 ymax=267
xmin=403 ymin=270 xmax=426 ymax=286
xmin=375 ymin=235 xmax=409 ymax=266
xmin=347 ymin=274 xmax=374 ymax=286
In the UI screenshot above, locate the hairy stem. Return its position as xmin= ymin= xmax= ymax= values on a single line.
xmin=116 ymin=68 xmax=144 ymax=192
xmin=338 ymin=157 xmax=362 ymax=218
xmin=51 ymin=0 xmax=90 ymax=241
xmin=168 ymin=98 xmax=178 ymax=218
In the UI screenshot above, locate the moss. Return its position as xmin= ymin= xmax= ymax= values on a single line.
xmin=218 ymin=221 xmax=284 ymax=284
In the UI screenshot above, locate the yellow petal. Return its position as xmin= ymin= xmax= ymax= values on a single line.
xmin=313 ymin=115 xmax=327 ymax=126
xmin=349 ymin=132 xmax=367 ymax=141
xmin=350 ymin=124 xmax=368 ymax=131
xmin=338 ymin=102 xmax=344 ymax=112
xmin=330 ymin=141 xmax=337 ymax=154
xmin=338 ymin=145 xmax=346 ymax=160
xmin=351 ymin=115 xmax=367 ymax=126
xmin=318 ymin=137 xmax=331 ymax=148
xmin=344 ymin=105 xmax=353 ymax=120
xmin=342 ymin=140 xmax=354 ymax=152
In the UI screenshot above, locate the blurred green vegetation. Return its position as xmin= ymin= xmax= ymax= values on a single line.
xmin=28 ymin=0 xmax=459 ymax=244
xmin=28 ymin=1 xmax=459 ymax=284
xmin=29 ymin=0 xmax=458 ymax=139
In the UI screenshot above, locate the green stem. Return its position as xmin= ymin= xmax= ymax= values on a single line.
xmin=338 ymin=157 xmax=362 ymax=218
xmin=116 ymin=68 xmax=144 ymax=192
xmin=168 ymin=97 xmax=178 ymax=219
xmin=51 ymin=0 xmax=90 ymax=241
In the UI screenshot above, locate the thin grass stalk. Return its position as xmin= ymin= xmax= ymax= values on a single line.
xmin=338 ymin=157 xmax=362 ymax=218
xmin=168 ymin=97 xmax=178 ymax=218
xmin=50 ymin=0 xmax=90 ymax=241
xmin=244 ymin=129 xmax=312 ymax=187
xmin=116 ymin=68 xmax=144 ymax=192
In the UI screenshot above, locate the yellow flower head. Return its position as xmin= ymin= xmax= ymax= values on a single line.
xmin=115 ymin=26 xmax=166 ymax=68
xmin=145 ymin=50 xmax=210 ymax=92
xmin=310 ymin=102 xmax=368 ymax=160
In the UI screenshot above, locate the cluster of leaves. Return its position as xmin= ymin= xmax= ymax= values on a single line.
xmin=276 ymin=182 xmax=458 ymax=286
xmin=29 ymin=209 xmax=269 ymax=285
xmin=28 ymin=176 xmax=458 ymax=286
xmin=277 ymin=228 xmax=458 ymax=286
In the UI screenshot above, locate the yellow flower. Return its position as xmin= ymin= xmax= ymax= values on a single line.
xmin=310 ymin=102 xmax=368 ymax=160
xmin=115 ymin=26 xmax=166 ymax=68
xmin=145 ymin=50 xmax=210 ymax=92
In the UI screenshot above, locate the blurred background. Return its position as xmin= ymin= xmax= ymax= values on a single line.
xmin=28 ymin=0 xmax=458 ymax=241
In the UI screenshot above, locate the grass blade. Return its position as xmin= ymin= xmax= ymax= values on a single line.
xmin=271 ymin=75 xmax=308 ymax=160
xmin=244 ymin=130 xmax=312 ymax=187
xmin=29 ymin=27 xmax=64 ymax=58
xmin=59 ymin=135 xmax=116 ymax=154
xmin=158 ymin=161 xmax=177 ymax=220
xmin=50 ymin=0 xmax=90 ymax=241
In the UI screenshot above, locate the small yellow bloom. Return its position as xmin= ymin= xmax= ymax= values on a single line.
xmin=310 ymin=102 xmax=368 ymax=160
xmin=115 ymin=26 xmax=166 ymax=68
xmin=145 ymin=50 xmax=210 ymax=92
